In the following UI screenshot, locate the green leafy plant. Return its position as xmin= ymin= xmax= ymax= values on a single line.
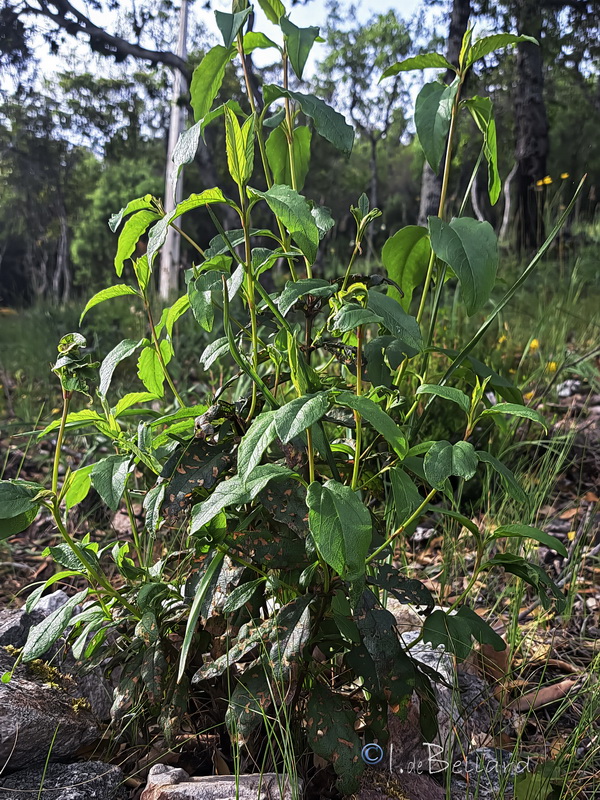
xmin=0 ymin=6 xmax=582 ymax=794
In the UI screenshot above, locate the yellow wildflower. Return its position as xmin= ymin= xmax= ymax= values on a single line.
xmin=498 ymin=334 xmax=508 ymax=344
xmin=529 ymin=338 xmax=540 ymax=352
xmin=523 ymin=390 xmax=535 ymax=402
xmin=547 ymin=361 xmax=558 ymax=373
xmin=542 ymin=176 xmax=552 ymax=185
xmin=560 ymin=172 xmax=569 ymax=179
xmin=535 ymin=179 xmax=545 ymax=187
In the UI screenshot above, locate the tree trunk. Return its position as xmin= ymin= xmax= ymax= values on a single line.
xmin=417 ymin=0 xmax=471 ymax=226
xmin=159 ymin=0 xmax=189 ymax=301
xmin=514 ymin=0 xmax=548 ymax=251
xmin=367 ymin=134 xmax=378 ymax=257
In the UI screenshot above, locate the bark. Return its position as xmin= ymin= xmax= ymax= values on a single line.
xmin=367 ymin=133 xmax=378 ymax=257
xmin=514 ymin=0 xmax=549 ymax=250
xmin=20 ymin=0 xmax=190 ymax=80
xmin=499 ymin=162 xmax=518 ymax=243
xmin=417 ymin=0 xmax=471 ymax=225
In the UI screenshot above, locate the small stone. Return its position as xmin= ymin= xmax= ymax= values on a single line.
xmin=140 ymin=765 xmax=298 ymax=800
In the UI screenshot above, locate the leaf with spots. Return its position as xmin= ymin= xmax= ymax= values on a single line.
xmin=192 ymin=617 xmax=273 ymax=682
xmin=160 ymin=438 xmax=236 ymax=523
xmin=269 ymin=594 xmax=313 ymax=682
xmin=141 ymin=642 xmax=167 ymax=705
xmin=229 ymin=528 xmax=307 ymax=569
xmin=226 ymin=662 xmax=272 ymax=745
xmin=306 ymin=685 xmax=364 ymax=794
xmin=367 ymin=563 xmax=434 ymax=612
xmin=354 ymin=589 xmax=416 ymax=705
xmin=258 ymin=479 xmax=309 ymax=536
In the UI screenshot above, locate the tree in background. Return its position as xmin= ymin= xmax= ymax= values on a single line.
xmin=315 ymin=3 xmax=412 ymax=254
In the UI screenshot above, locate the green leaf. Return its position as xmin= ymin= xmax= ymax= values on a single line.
xmin=144 ymin=484 xmax=166 ymax=534
xmin=265 ymin=125 xmax=312 ymax=191
xmin=482 ymin=553 xmax=565 ymax=612
xmin=389 ymin=467 xmax=423 ymax=529
xmin=147 ymin=188 xmax=228 ymax=266
xmin=0 ymin=506 xmax=39 ymax=539
xmin=171 ymin=122 xmax=201 ymax=188
xmin=63 ymin=465 xmax=94 ymax=510
xmin=275 ymin=392 xmax=330 ymax=442
xmin=224 ymin=106 xmax=255 ymax=187
xmin=307 ymin=479 xmax=372 ymax=582
xmin=380 ymin=53 xmax=455 ymax=80
xmin=331 ymin=304 xmax=383 ymax=333
xmin=252 ymin=184 xmax=320 ymax=262
xmin=306 ymin=685 xmax=364 ymax=795
xmin=190 ymin=464 xmax=292 ymax=532
xmin=137 ymin=346 xmax=167 ymax=397
xmin=38 ymin=409 xmax=107 ymax=439
xmin=99 ymin=338 xmax=141 ymax=397
xmin=222 ymin=579 xmax=265 ymax=614
xmin=200 ymin=337 xmax=229 ymax=369
xmin=263 ymin=84 xmax=354 ymax=156
xmin=467 ymin=34 xmax=538 ymax=68
xmin=278 ymin=278 xmax=335 ymax=316
xmin=190 ymin=44 xmax=236 ymax=122
xmin=335 ymin=391 xmax=407 ymax=458
xmin=491 ymin=523 xmax=568 ymax=558
xmin=479 ymin=402 xmax=547 ymax=430
xmin=381 ymin=226 xmax=431 ymax=310
xmin=109 ymin=195 xmax=154 ymax=232
xmin=414 ymin=78 xmax=459 ymax=173
xmin=112 ymin=392 xmax=157 ymax=416
xmin=429 ymin=216 xmax=498 ymax=316
xmin=243 ymin=31 xmax=280 ymax=54
xmin=215 ymin=7 xmax=251 ymax=49
xmin=237 ymin=411 xmax=278 ymax=481
xmin=464 ymin=96 xmax=501 ymax=205
xmin=476 ymin=451 xmax=527 ymax=505
xmin=416 ymin=384 xmax=470 ymax=415
xmin=256 ymin=0 xmax=285 ymax=24
xmin=90 ymin=455 xmax=131 ymax=511
xmin=367 ymin=290 xmax=424 ymax=353
xmin=165 ymin=294 xmax=190 ymax=337
xmin=422 ymin=606 xmax=505 ymax=662
xmin=0 ymin=480 xmax=42 ymax=519
xmin=22 ymin=589 xmax=88 ymax=662
xmin=114 ymin=210 xmax=160 ymax=277
xmin=178 ymin=550 xmax=225 ymax=682
xmin=424 ymin=440 xmax=478 ymax=488
xmin=280 ymin=16 xmax=319 ymax=80
xmin=79 ymin=285 xmax=139 ymax=324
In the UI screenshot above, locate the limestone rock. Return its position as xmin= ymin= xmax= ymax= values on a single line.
xmin=0 ymin=760 xmax=125 ymax=799
xmin=0 ymin=651 xmax=99 ymax=771
xmin=141 ymin=764 xmax=298 ymax=800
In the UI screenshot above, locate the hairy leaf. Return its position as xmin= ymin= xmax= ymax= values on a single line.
xmin=381 ymin=225 xmax=431 ymax=310
xmin=265 ymin=125 xmax=311 ymax=191
xmin=280 ymin=16 xmax=319 ymax=80
xmin=414 ymin=79 xmax=458 ymax=174
xmin=335 ymin=391 xmax=407 ymax=457
xmin=429 ymin=216 xmax=498 ymax=316
xmin=90 ymin=455 xmax=131 ymax=511
xmin=423 ymin=440 xmax=478 ymax=488
xmin=22 ymin=589 xmax=88 ymax=662
xmin=252 ymin=184 xmax=320 ymax=262
xmin=114 ymin=210 xmax=160 ymax=276
xmin=190 ymin=44 xmax=236 ymax=122
xmin=307 ymin=479 xmax=372 ymax=581
xmin=79 ymin=285 xmax=139 ymax=324
xmin=416 ymin=384 xmax=470 ymax=415
xmin=381 ymin=53 xmax=455 ymax=79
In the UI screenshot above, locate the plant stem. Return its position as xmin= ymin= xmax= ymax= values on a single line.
xmin=366 ymin=488 xmax=437 ymax=565
xmin=351 ymin=326 xmax=364 ymax=491
xmin=52 ymin=505 xmax=138 ymax=616
xmin=239 ymin=189 xmax=260 ymax=423
xmin=170 ymin=223 xmax=206 ymax=258
xmin=341 ymin=241 xmax=361 ymax=293
xmin=416 ymin=77 xmax=464 ymax=326
xmin=144 ymin=298 xmax=185 ymax=407
xmin=51 ymin=390 xmax=71 ymax=496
